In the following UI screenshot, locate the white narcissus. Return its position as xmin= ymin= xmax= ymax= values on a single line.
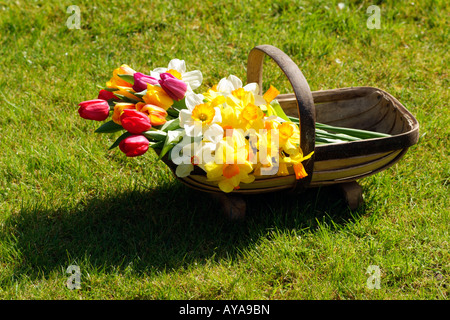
xmin=214 ymin=75 xmax=266 ymax=106
xmin=173 ymin=140 xmax=217 ymax=178
xmin=179 ymin=92 xmax=222 ymax=137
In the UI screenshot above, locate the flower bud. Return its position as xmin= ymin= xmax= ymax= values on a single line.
xmin=78 ymin=99 xmax=110 ymax=121
xmin=136 ymin=102 xmax=168 ymax=126
xmin=119 ymin=135 xmax=150 ymax=157
xmin=111 ymin=103 xmax=135 ymax=124
xmin=97 ymin=89 xmax=118 ymax=101
xmin=159 ymin=72 xmax=187 ymax=101
xmin=120 ymin=109 xmax=152 ymax=134
xmin=132 ymin=72 xmax=159 ymax=92
xmin=106 ymin=64 xmax=136 ymax=89
xmin=143 ymin=84 xmax=173 ymax=110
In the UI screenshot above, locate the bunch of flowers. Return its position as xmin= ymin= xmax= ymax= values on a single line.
xmin=78 ymin=59 xmax=389 ymax=193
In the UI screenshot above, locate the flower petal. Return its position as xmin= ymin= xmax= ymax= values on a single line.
xmin=243 ymin=82 xmax=259 ymax=95
xmin=175 ymin=164 xmax=194 ymax=178
xmin=179 ymin=109 xmax=193 ymax=128
xmin=218 ymin=180 xmax=235 ymax=193
xmin=168 ymin=59 xmax=186 ymax=74
xmin=217 ymin=78 xmax=235 ymax=93
xmin=185 ymin=122 xmax=202 ymax=137
xmin=200 ymin=142 xmax=217 ymax=164
xmin=204 ymin=124 xmax=224 ymax=144
xmin=181 ymin=70 xmax=203 ymax=90
xmin=205 ymin=162 xmax=224 ymax=180
xmin=212 ymin=107 xmax=222 ymax=124
xmin=151 ymin=67 xmax=167 ymax=75
xmin=185 ymin=92 xmax=204 ymax=111
xmin=254 ymin=95 xmax=267 ymax=106
xmin=227 ymin=75 xmax=242 ymax=91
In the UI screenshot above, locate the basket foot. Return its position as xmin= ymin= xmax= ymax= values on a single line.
xmin=211 ymin=193 xmax=246 ymax=221
xmin=337 ymin=181 xmax=364 ymax=210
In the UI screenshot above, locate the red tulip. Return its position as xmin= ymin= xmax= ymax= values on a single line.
xmin=78 ymin=99 xmax=110 ymax=121
xmin=132 ymin=72 xmax=159 ymax=92
xmin=119 ymin=109 xmax=152 ymax=134
xmin=97 ymin=89 xmax=118 ymax=101
xmin=159 ymin=72 xmax=187 ymax=101
xmin=119 ymin=135 xmax=150 ymax=157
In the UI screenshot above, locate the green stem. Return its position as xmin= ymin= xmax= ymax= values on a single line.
xmin=315 ymin=122 xmax=391 ymax=139
xmin=287 ymin=115 xmax=391 ymax=140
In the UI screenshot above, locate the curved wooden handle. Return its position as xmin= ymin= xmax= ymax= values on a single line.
xmin=247 ymin=45 xmax=316 ymax=192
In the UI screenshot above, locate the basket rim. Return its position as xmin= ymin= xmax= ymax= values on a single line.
xmin=296 ymin=86 xmax=419 ymax=161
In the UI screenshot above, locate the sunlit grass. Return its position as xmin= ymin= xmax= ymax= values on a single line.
xmin=0 ymin=0 xmax=448 ymax=299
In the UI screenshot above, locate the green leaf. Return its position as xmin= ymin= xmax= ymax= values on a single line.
xmin=148 ymin=140 xmax=164 ymax=150
xmin=172 ymin=97 xmax=187 ymax=110
xmin=133 ymin=89 xmax=147 ymax=97
xmin=107 ymin=100 xmax=116 ymax=109
xmin=117 ymin=74 xmax=134 ymax=84
xmin=157 ymin=130 xmax=183 ymax=160
xmin=270 ymin=99 xmax=290 ymax=121
xmin=97 ymin=85 xmax=118 ymax=92
xmin=142 ymin=130 xmax=167 ymax=142
xmin=108 ymin=132 xmax=132 ymax=150
xmin=287 ymin=115 xmax=299 ymax=123
xmin=95 ymin=120 xmax=123 ymax=133
xmin=160 ymin=118 xmax=180 ymax=132
xmin=265 ymin=103 xmax=276 ymax=117
xmin=315 ymin=123 xmax=391 ymax=139
xmin=166 ymin=107 xmax=180 ymax=118
xmin=113 ymin=93 xmax=141 ymax=104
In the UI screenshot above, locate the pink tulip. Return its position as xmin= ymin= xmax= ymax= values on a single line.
xmin=159 ymin=72 xmax=187 ymax=101
xmin=119 ymin=109 xmax=152 ymax=134
xmin=78 ymin=99 xmax=110 ymax=121
xmin=119 ymin=135 xmax=149 ymax=157
xmin=132 ymin=72 xmax=159 ymax=92
xmin=97 ymin=89 xmax=118 ymax=101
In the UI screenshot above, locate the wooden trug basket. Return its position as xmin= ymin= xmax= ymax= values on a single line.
xmin=164 ymin=45 xmax=420 ymax=219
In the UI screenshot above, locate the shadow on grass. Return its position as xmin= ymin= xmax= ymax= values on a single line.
xmin=2 ymin=180 xmax=365 ymax=279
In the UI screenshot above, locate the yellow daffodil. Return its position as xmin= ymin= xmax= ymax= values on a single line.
xmin=220 ymin=104 xmax=241 ymax=134
xmin=278 ymin=121 xmax=301 ymax=156
xmin=263 ymin=85 xmax=280 ymax=104
xmin=203 ymin=130 xmax=255 ymax=193
xmin=239 ymin=103 xmax=264 ymax=131
xmin=231 ymin=87 xmax=255 ymax=106
xmin=191 ymin=103 xmax=217 ymax=124
xmin=279 ymin=150 xmax=314 ymax=179
xmin=252 ymin=126 xmax=280 ymax=176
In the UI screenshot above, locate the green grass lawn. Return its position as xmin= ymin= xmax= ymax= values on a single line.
xmin=0 ymin=0 xmax=448 ymax=299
